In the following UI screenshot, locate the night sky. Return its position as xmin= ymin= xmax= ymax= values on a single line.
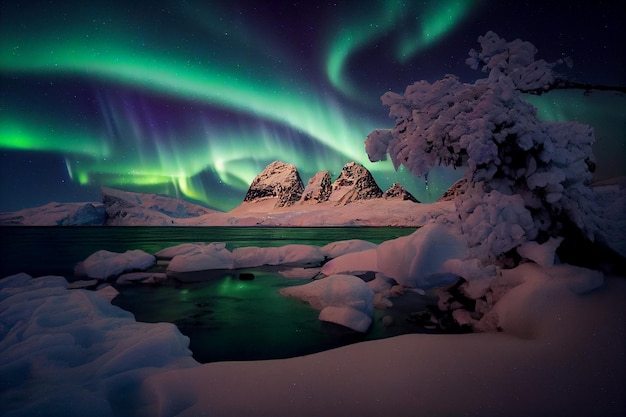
xmin=1 ymin=0 xmax=624 ymax=212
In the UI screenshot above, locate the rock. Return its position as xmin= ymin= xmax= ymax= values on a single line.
xmin=383 ymin=183 xmax=419 ymax=202
xmin=437 ymin=178 xmax=468 ymax=202
xmin=239 ymin=272 xmax=255 ymax=281
xmin=329 ymin=162 xmax=383 ymax=205
xmin=300 ymin=170 xmax=332 ymax=204
xmin=243 ymin=161 xmax=304 ymax=208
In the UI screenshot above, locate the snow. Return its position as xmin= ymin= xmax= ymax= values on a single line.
xmin=277 ymin=267 xmax=322 ymax=279
xmin=279 ymin=274 xmax=375 ymax=332
xmin=364 ymin=32 xmax=612 ymax=261
xmin=0 ymin=193 xmax=455 ymax=228
xmin=75 ymin=249 xmax=156 ymax=280
xmin=166 ymin=242 xmax=234 ymax=275
xmin=1 ymin=24 xmax=625 ymax=416
xmin=116 ymin=272 xmax=168 ymax=284
xmin=322 ymin=223 xmax=468 ymax=289
xmin=155 ymin=243 xmax=208 ymax=259
xmin=320 ymin=239 xmax=378 ymax=258
xmin=0 ymin=201 xmax=105 ymax=226
xmin=2 ymin=239 xmax=625 ymax=417
xmin=144 ymin=273 xmax=625 ymax=417
xmin=517 ymin=236 xmax=563 ymax=267
xmin=0 ymin=273 xmax=197 ymax=417
xmin=233 ymin=244 xmax=325 ymax=268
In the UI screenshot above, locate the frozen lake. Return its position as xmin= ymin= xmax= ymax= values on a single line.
xmin=0 ymin=226 xmax=439 ymax=362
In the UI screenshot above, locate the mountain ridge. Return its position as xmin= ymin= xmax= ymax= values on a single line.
xmin=0 ymin=161 xmax=436 ymax=227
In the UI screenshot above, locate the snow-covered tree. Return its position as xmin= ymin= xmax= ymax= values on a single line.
xmin=366 ymin=31 xmax=600 ymax=260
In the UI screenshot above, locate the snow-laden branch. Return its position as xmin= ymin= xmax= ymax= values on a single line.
xmin=366 ymin=32 xmax=604 ymax=260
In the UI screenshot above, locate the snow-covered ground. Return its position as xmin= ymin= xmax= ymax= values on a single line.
xmin=0 ymin=196 xmax=455 ymax=227
xmin=2 ymin=223 xmax=624 ymax=416
xmin=0 ymin=201 xmax=106 ymax=226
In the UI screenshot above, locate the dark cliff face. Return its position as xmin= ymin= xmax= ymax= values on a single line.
xmin=438 ymin=178 xmax=468 ymax=202
xmin=383 ymin=183 xmax=420 ymax=202
xmin=242 ymin=161 xmax=421 ymax=208
xmin=300 ymin=170 xmax=332 ymax=204
xmin=102 ymin=192 xmax=133 ymax=221
xmin=243 ymin=161 xmax=304 ymax=208
xmin=330 ymin=162 xmax=383 ymax=205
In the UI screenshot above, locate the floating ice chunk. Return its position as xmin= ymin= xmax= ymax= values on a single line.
xmin=167 ymin=242 xmax=234 ymax=274
xmin=322 ymin=224 xmax=468 ymax=289
xmin=76 ymin=249 xmax=155 ymax=280
xmin=155 ymin=243 xmax=208 ymax=259
xmin=375 ymin=223 xmax=467 ymax=288
xmin=278 ymin=267 xmax=321 ymax=279
xmin=94 ymin=285 xmax=119 ymax=302
xmin=320 ymin=239 xmax=378 ymax=259
xmin=280 ymin=244 xmax=325 ymax=266
xmin=320 ymin=248 xmax=378 ymax=276
xmin=116 ymin=272 xmax=168 ymax=284
xmin=233 ymin=244 xmax=324 ymax=268
xmin=280 ymin=274 xmax=374 ymax=332
xmin=318 ymin=306 xmax=373 ymax=333
xmin=233 ymin=246 xmax=282 ymax=268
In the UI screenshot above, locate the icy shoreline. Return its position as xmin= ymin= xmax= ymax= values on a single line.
xmin=2 ymin=220 xmax=625 ymax=416
xmin=2 ymin=268 xmax=624 ymax=417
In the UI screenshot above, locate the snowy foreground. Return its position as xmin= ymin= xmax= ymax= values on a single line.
xmin=2 ymin=228 xmax=625 ymax=417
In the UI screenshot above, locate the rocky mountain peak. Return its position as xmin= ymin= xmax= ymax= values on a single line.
xmin=243 ymin=161 xmax=304 ymax=208
xmin=383 ymin=183 xmax=420 ymax=202
xmin=300 ymin=170 xmax=332 ymax=204
xmin=437 ymin=178 xmax=468 ymax=202
xmin=329 ymin=162 xmax=383 ymax=205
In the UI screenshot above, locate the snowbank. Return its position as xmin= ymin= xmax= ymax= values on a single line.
xmin=279 ymin=274 xmax=375 ymax=332
xmin=320 ymin=239 xmax=378 ymax=258
xmin=0 ymin=202 xmax=105 ymax=226
xmin=232 ymin=244 xmax=325 ymax=268
xmin=166 ymin=242 xmax=234 ymax=275
xmin=143 ymin=269 xmax=625 ymax=417
xmin=1 ymin=267 xmax=624 ymax=417
xmin=0 ymin=273 xmax=197 ymax=417
xmin=75 ymin=249 xmax=156 ymax=280
xmin=322 ymin=223 xmax=468 ymax=289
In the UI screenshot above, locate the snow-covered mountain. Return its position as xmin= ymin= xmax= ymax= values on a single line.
xmin=242 ymin=161 xmax=305 ymax=208
xmin=300 ymin=170 xmax=332 ymax=204
xmin=0 ymin=202 xmax=105 ymax=226
xmin=102 ymin=187 xmax=226 ymax=226
xmin=235 ymin=160 xmax=416 ymax=210
xmin=383 ymin=182 xmax=420 ymax=202
xmin=227 ymin=161 xmax=433 ymax=225
xmin=0 ymin=161 xmax=432 ymax=227
xmin=328 ymin=161 xmax=383 ymax=205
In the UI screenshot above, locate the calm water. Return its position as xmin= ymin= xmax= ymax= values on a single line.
xmin=0 ymin=226 xmax=433 ymax=363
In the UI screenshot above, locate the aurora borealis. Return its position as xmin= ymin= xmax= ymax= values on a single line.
xmin=1 ymin=1 xmax=624 ymax=211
